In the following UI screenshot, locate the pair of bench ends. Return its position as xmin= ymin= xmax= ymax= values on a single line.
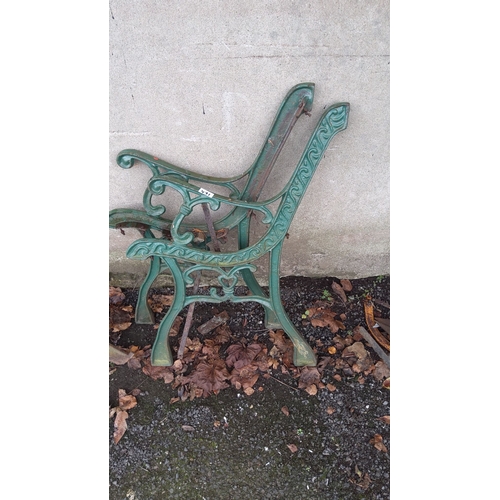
xmin=110 ymin=83 xmax=349 ymax=367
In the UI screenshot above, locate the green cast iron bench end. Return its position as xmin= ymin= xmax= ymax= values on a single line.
xmin=110 ymin=84 xmax=349 ymax=367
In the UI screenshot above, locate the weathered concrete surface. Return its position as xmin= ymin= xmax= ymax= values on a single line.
xmin=109 ymin=0 xmax=389 ymax=285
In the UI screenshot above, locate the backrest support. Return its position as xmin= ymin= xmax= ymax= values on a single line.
xmin=241 ymin=83 xmax=315 ymax=202
xmin=270 ymin=103 xmax=350 ymax=239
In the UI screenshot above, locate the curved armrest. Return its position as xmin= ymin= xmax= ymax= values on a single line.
xmin=117 ymin=149 xmax=250 ymax=186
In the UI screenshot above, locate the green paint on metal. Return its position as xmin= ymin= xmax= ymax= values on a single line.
xmin=110 ymin=83 xmax=349 ymax=368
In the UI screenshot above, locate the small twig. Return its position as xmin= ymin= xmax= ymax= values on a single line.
xmin=159 ymin=415 xmax=170 ymax=425
xmin=269 ymin=374 xmax=300 ymax=392
xmin=177 ymin=272 xmax=201 ymax=359
xmin=201 ymin=203 xmax=221 ymax=252
xmin=178 ymin=202 xmax=220 ymax=359
xmin=133 ymin=376 xmax=151 ymax=391
xmin=355 ymin=326 xmax=390 ymax=368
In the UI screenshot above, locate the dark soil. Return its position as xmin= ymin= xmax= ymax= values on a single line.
xmin=109 ymin=275 xmax=390 ymax=499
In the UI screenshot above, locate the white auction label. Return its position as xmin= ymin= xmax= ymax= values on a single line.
xmin=198 ymin=188 xmax=214 ymax=198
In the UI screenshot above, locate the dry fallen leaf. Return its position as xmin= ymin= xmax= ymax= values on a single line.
xmin=230 ymin=364 xmax=260 ymax=391
xmin=109 ymin=344 xmax=134 ymax=365
xmin=142 ymin=359 xmax=175 ymax=384
xmin=269 ymin=330 xmax=293 ymax=354
xmin=378 ymin=415 xmax=390 ymax=425
xmin=304 ymin=384 xmax=318 ymax=396
xmin=372 ymin=361 xmax=390 ymax=382
xmin=112 ymin=389 xmax=137 ymax=444
xmin=127 ymin=357 xmax=142 ymax=370
xmin=148 ymin=294 xmax=174 ymax=313
xmin=357 ymin=473 xmax=371 ymax=490
xmin=188 ymin=357 xmax=230 ymax=397
xmin=168 ymin=316 xmax=183 ymax=337
xmin=342 ymin=341 xmax=374 ymax=372
xmin=113 ymin=408 xmax=128 ymax=444
xmin=212 ymin=324 xmax=232 ymax=345
xmin=268 ymin=330 xmax=295 ymax=368
xmin=225 ymin=343 xmax=262 ymax=370
xmin=307 ymin=307 xmax=344 ymax=334
xmin=287 ymin=444 xmax=298 ymax=453
xmin=118 ymin=389 xmax=137 ymax=411
xmin=349 ymin=466 xmax=371 ymax=490
xmin=298 ymin=366 xmax=321 ymax=389
xmin=109 ymin=304 xmax=133 ymax=333
xmin=200 ymin=340 xmax=220 ymax=358
xmin=109 ymin=287 xmax=126 ymax=304
xmin=173 ymin=359 xmax=184 ymax=372
xmin=109 ymin=286 xmax=125 ymax=305
xmin=340 ymin=279 xmax=353 ymax=292
xmin=369 ymin=434 xmax=388 ymax=452
xmin=326 ymin=407 xmax=335 ymax=415
xmin=181 ymin=425 xmax=195 ymax=432
xmin=342 ymin=341 xmax=368 ymax=360
xmin=331 ymin=282 xmax=347 ymax=302
xmin=281 ymin=406 xmax=290 ymax=417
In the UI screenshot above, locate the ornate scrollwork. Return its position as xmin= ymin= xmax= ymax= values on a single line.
xmin=127 ymin=104 xmax=349 ymax=267
xmin=143 ymin=174 xmax=190 ymax=217
xmin=183 ymin=264 xmax=257 ymax=299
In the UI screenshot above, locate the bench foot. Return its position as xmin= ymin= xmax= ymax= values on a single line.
xmin=135 ymin=303 xmax=155 ymax=325
xmin=150 ymin=336 xmax=174 ymax=366
xmin=149 ymin=257 xmax=187 ymax=366
xmin=276 ymin=312 xmax=317 ymax=366
xmin=268 ymin=245 xmax=317 ymax=367
xmin=290 ymin=337 xmax=317 ymax=367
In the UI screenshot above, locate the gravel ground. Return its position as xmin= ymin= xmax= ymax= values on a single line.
xmin=109 ymin=275 xmax=390 ymax=499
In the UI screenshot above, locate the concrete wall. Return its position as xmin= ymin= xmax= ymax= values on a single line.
xmin=109 ymin=0 xmax=389 ymax=286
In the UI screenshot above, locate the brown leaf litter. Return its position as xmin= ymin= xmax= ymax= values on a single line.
xmin=109 ymin=277 xmax=390 ymax=442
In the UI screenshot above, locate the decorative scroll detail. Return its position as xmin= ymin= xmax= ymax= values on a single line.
xmin=143 ymin=173 xmax=188 ymax=216
xmin=171 ymin=197 xmax=221 ymax=245
xmin=127 ymin=104 xmax=349 ymax=266
xmin=117 ymin=150 xmax=243 ymax=198
xmin=142 ymin=175 xmax=274 ymax=246
xmin=183 ymin=264 xmax=257 ymax=299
